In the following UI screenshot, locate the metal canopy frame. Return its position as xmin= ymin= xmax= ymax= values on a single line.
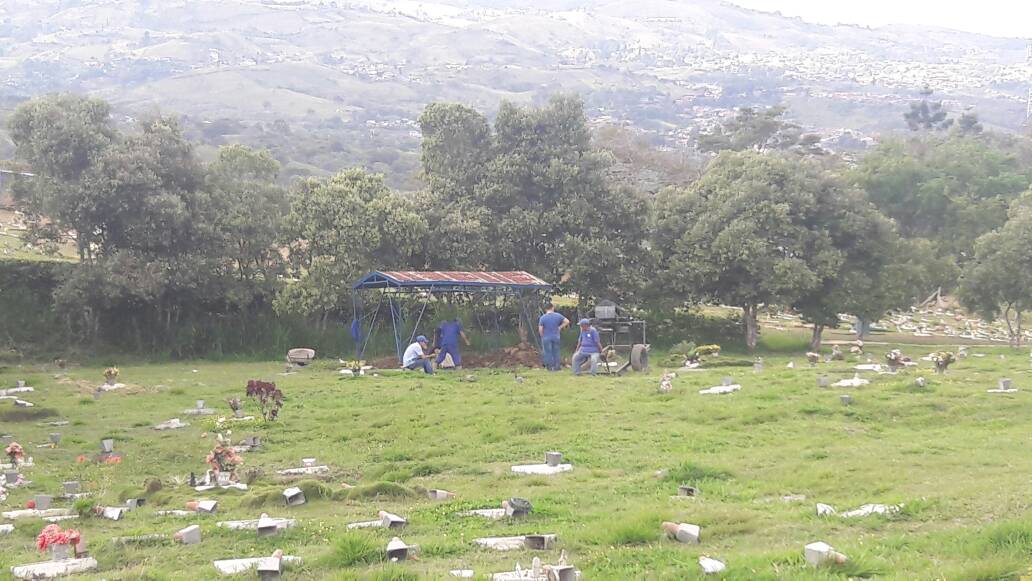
xmin=351 ymin=271 xmax=552 ymax=363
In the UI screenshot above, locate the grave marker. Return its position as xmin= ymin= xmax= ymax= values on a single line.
xmin=428 ymin=489 xmax=455 ymax=501
xmin=63 ymin=482 xmax=80 ymax=496
xmin=175 ymin=524 xmax=202 ymax=545
xmin=524 ymin=534 xmax=557 ymax=550
xmin=34 ymin=495 xmax=52 ymax=511
xmin=386 ymin=537 xmax=416 ymax=561
xmin=545 ymin=451 xmax=562 ymax=467
xmin=283 ymin=487 xmax=305 ymax=506
xmin=840 ymin=394 xmax=853 ymax=406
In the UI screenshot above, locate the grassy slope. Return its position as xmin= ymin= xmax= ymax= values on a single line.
xmin=2 ymin=343 xmax=1032 ymax=580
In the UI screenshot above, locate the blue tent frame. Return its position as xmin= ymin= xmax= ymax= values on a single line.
xmin=351 ymin=271 xmax=553 ymax=364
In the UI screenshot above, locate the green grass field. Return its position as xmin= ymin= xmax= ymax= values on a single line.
xmin=2 ymin=344 xmax=1032 ymax=580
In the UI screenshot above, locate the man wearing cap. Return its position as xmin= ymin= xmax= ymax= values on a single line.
xmin=572 ymin=318 xmax=603 ymax=376
xmin=403 ymin=335 xmax=434 ymax=374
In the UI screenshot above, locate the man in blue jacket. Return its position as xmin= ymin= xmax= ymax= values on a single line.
xmin=573 ymin=318 xmax=603 ymax=376
xmin=435 ymin=318 xmax=471 ymax=370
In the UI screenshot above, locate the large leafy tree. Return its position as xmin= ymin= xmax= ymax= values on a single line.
xmin=853 ymin=135 xmax=1032 ymax=264
xmin=8 ymin=94 xmax=118 ymax=261
xmin=419 ymin=95 xmax=651 ymax=303
xmin=276 ymin=169 xmax=428 ymax=319
xmin=654 ymin=151 xmax=862 ymax=349
xmin=958 ymin=198 xmax=1032 ymax=346
xmin=206 ymin=145 xmax=287 ymax=289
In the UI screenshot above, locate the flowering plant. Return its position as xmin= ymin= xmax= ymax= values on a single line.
xmin=36 ymin=524 xmax=81 ymax=552
xmin=206 ymin=433 xmax=242 ymax=476
xmin=103 ymin=367 xmax=119 ymax=383
xmin=5 ymin=441 xmax=24 ymax=465
xmin=246 ymin=380 xmax=283 ymax=421
xmin=931 ymin=351 xmax=956 ymax=374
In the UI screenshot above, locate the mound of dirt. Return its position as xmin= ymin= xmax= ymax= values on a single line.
xmin=369 ymin=343 xmax=542 ymax=370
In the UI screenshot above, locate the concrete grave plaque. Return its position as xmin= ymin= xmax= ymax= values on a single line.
xmin=10 ymin=557 xmax=98 ymax=579
xmin=428 ymin=489 xmax=455 ymax=501
xmin=386 ymin=537 xmax=416 ymax=561
xmin=545 ymin=451 xmax=562 ymax=467
xmin=34 ymin=495 xmax=52 ymax=511
xmin=175 ymin=524 xmax=202 ymax=545
xmin=525 ymin=534 xmax=557 ymax=550
xmin=63 ymin=482 xmax=80 ymax=496
xmin=380 ymin=511 xmax=406 ymax=529
xmin=283 ymin=487 xmax=305 ymax=506
xmin=196 ymin=500 xmax=217 ymax=513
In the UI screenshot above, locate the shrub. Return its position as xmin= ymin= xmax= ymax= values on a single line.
xmin=323 ymin=532 xmax=380 ymax=567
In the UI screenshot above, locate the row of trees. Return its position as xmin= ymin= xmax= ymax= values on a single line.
xmin=8 ymin=93 xmax=1032 ymax=351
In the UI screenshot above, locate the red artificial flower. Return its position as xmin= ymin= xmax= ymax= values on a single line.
xmin=26 ymin=499 xmax=36 ymax=509
xmin=76 ymin=455 xmax=88 ymax=463
xmin=103 ymin=455 xmax=122 ymax=465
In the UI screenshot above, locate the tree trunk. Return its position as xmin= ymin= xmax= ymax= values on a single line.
xmin=743 ymin=304 xmax=759 ymax=351
xmin=1003 ymin=304 xmax=1015 ymax=347
xmin=809 ymin=324 xmax=825 ymax=351
xmin=1017 ymin=310 xmax=1024 ymax=348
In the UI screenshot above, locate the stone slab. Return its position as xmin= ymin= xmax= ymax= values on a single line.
xmin=2 ymin=508 xmax=73 ymax=520
xmin=10 ymin=557 xmax=98 ymax=579
xmin=276 ymin=465 xmax=329 ymax=476
xmin=154 ymin=418 xmax=190 ymax=430
xmin=0 ymin=523 xmax=12 ymax=535
xmin=462 ymin=508 xmax=506 ymax=519
xmin=511 ymin=464 xmax=573 ymax=475
xmin=346 ymin=519 xmax=383 ymax=530
xmin=473 ymin=536 xmax=527 ymax=551
xmin=217 ymin=517 xmax=296 ymax=531
xmin=699 ymin=384 xmax=741 ymax=395
xmin=212 ymin=556 xmax=300 ymax=575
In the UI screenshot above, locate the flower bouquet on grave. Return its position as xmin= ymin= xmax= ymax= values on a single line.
xmin=246 ymin=380 xmax=283 ymax=422
xmin=36 ymin=524 xmax=81 ymax=560
xmin=5 ymin=441 xmax=24 ymax=466
xmin=931 ymin=351 xmax=956 ymax=375
xmin=206 ymin=433 xmax=242 ymax=482
xmin=103 ymin=367 xmax=120 ymax=385
xmin=884 ymin=349 xmax=907 ymax=371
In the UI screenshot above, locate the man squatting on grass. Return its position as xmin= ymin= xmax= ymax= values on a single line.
xmin=538 ymin=303 xmax=570 ymax=371
xmin=573 ymin=318 xmax=603 ymax=376
xmin=403 ymin=335 xmax=434 ymax=374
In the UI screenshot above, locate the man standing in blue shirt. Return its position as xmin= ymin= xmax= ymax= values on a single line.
xmin=538 ymin=303 xmax=569 ymax=371
xmin=435 ymin=318 xmax=471 ymax=370
xmin=573 ymin=318 xmax=603 ymax=376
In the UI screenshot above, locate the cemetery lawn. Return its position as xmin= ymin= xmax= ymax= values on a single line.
xmin=3 ymin=347 xmax=1032 ymax=580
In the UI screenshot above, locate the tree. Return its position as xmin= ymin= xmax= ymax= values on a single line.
xmin=958 ymin=200 xmax=1032 ymax=346
xmin=418 ymin=95 xmax=652 ymax=303
xmin=853 ymin=135 xmax=1031 ymax=265
xmin=276 ymin=169 xmax=428 ymax=320
xmin=206 ymin=145 xmax=287 ymax=289
xmin=904 ymin=87 xmax=954 ymax=132
xmin=8 ymin=94 xmax=118 ymax=260
xmin=792 ymin=189 xmax=899 ymax=349
xmin=653 ymin=151 xmax=850 ymax=349
xmin=697 ymin=106 xmax=824 ymax=155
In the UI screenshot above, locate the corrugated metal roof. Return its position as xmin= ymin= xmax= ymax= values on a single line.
xmin=353 ymin=271 xmax=551 ymax=290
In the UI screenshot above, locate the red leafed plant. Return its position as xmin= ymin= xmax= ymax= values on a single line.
xmin=246 ymin=380 xmax=283 ymax=421
xmin=36 ymin=524 xmax=81 ymax=552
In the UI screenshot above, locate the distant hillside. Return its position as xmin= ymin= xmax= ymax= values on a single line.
xmin=0 ymin=0 xmax=1028 ymax=187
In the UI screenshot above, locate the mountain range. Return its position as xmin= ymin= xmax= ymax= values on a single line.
xmin=0 ymin=0 xmax=1029 ymax=186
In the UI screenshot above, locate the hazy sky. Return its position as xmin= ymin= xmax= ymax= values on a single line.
xmin=727 ymin=0 xmax=1031 ymax=39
